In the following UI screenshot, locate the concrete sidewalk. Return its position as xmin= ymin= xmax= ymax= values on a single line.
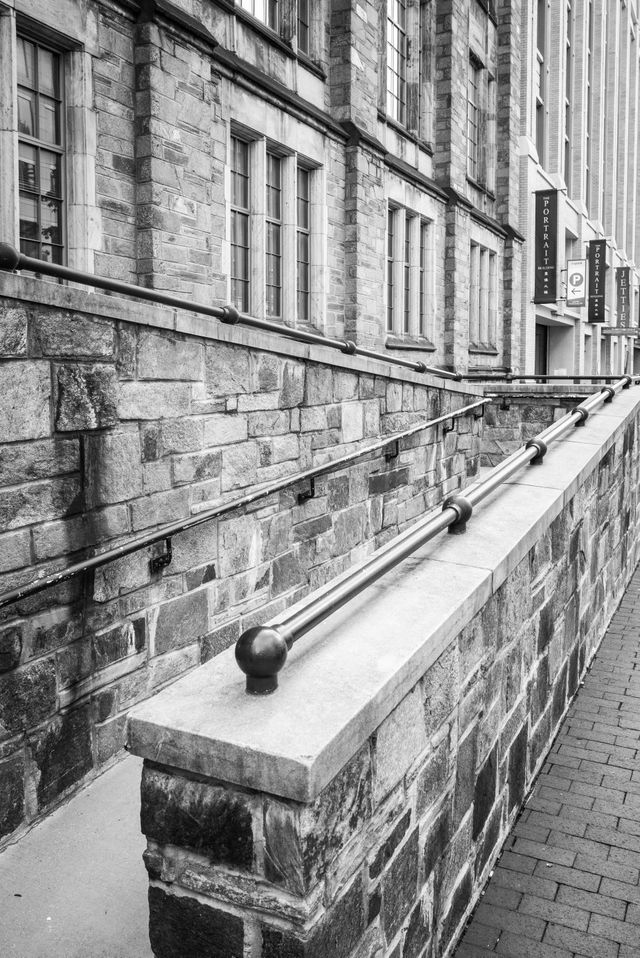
xmin=454 ymin=564 xmax=640 ymax=958
xmin=0 ymin=753 xmax=152 ymax=958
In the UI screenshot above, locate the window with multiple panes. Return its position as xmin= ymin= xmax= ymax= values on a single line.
xmin=467 ymin=57 xmax=481 ymax=182
xmin=296 ymin=168 xmax=310 ymax=321
xmin=17 ymin=35 xmax=64 ymax=263
xmin=386 ymin=206 xmax=433 ymax=340
xmin=536 ymin=0 xmax=547 ymax=160
xmin=564 ymin=0 xmax=573 ymax=194
xmin=469 ymin=242 xmax=497 ymax=348
xmin=297 ymin=0 xmax=310 ymax=55
xmin=386 ymin=0 xmax=407 ymax=125
xmin=265 ymin=153 xmax=282 ymax=319
xmin=229 ymin=135 xmax=321 ymax=326
xmin=238 ymin=0 xmax=279 ymax=31
xmin=230 ymin=136 xmax=250 ymax=312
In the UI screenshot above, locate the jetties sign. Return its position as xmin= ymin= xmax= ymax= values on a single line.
xmin=534 ymin=190 xmax=558 ymax=304
xmin=616 ymin=266 xmax=631 ymax=326
xmin=588 ymin=239 xmax=607 ymax=323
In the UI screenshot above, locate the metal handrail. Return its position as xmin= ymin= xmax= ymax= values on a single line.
xmin=235 ymin=375 xmax=634 ymax=694
xmin=0 ymin=244 xmax=461 ymax=381
xmin=463 ymin=373 xmax=640 ymax=383
xmin=0 ymin=399 xmax=489 ymax=610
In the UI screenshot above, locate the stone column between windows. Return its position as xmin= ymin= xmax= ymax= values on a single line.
xmin=0 ymin=7 xmax=17 ymax=245
xmin=250 ymin=140 xmax=266 ymax=320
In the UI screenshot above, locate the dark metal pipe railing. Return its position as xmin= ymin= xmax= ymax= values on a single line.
xmin=0 ymin=399 xmax=489 ymax=611
xmin=0 ymin=244 xmax=461 ymax=381
xmin=235 ymin=375 xmax=634 ymax=694
xmin=463 ymin=373 xmax=640 ymax=383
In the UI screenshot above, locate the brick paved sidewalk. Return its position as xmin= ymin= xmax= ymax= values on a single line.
xmin=454 ymin=566 xmax=640 ymax=958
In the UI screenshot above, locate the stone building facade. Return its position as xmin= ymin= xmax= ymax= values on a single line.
xmin=0 ymin=0 xmax=525 ymax=374
xmin=522 ymin=0 xmax=640 ymax=376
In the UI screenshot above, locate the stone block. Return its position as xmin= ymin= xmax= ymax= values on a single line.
xmin=0 ymin=362 xmax=50 ymax=442
xmin=173 ymin=450 xmax=222 ymax=485
xmin=368 ymin=467 xmax=409 ymax=496
xmin=32 ymin=312 xmax=115 ymax=358
xmin=203 ymin=413 xmax=248 ymax=446
xmin=153 ymin=589 xmax=209 ymax=655
xmin=423 ymin=642 xmax=459 ymax=736
xmin=118 ymin=381 xmax=191 ymax=419
xmin=148 ymin=886 xmax=244 ymax=958
xmin=369 ymin=809 xmax=411 ymax=880
xmin=130 ymin=488 xmax=189 ymax=531
xmin=201 ymin=620 xmax=239 ymax=663
xmin=403 ymin=896 xmax=431 ymax=958
xmin=0 ymin=626 xmax=22 ymax=674
xmin=85 ymin=429 xmax=142 ymax=505
xmin=94 ymin=713 xmax=127 ymax=765
xmin=0 ymin=305 xmax=27 ymax=356
xmin=472 ymin=744 xmax=497 ymax=839
xmin=221 ymin=442 xmax=259 ymax=491
xmin=280 ymin=362 xmax=305 ymax=407
xmin=334 ymin=505 xmax=366 ymax=554
xmin=55 ymin=363 xmax=118 ymax=431
xmin=300 ymin=406 xmax=328 ymax=432
xmin=0 ymin=753 xmax=24 ymax=840
xmin=262 ymin=873 xmax=365 ymax=958
xmin=453 ymin=725 xmax=477 ymax=826
xmin=382 ymin=828 xmax=419 ymax=939
xmin=0 ymin=530 xmax=31 ymax=573
xmin=247 ymin=410 xmax=289 ymax=437
xmin=137 ymin=329 xmax=203 ymax=380
xmin=508 ymin=722 xmax=528 ymax=813
xmin=423 ymin=804 xmax=451 ymax=878
xmin=305 ymin=366 xmax=333 ymax=405
xmin=0 ymin=475 xmax=82 ymax=532
xmin=205 ymin=342 xmax=250 ymax=396
xmin=218 ymin=515 xmax=262 ymax=578
xmin=28 ymin=705 xmax=92 ymax=808
xmin=375 ymin=686 xmax=427 ymax=801
xmin=265 ymin=744 xmax=372 ymax=894
xmin=141 ymin=765 xmax=254 ymax=869
xmin=92 ymin=617 xmax=145 ymax=669
xmin=342 ymin=402 xmax=364 ymax=442
xmin=333 ymin=370 xmax=358 ymax=402
xmin=0 ymin=437 xmax=79 ymax=487
xmin=160 ymin=418 xmax=203 ymax=454
xmin=439 ymin=868 xmax=473 ymax=953
xmin=416 ymin=737 xmax=450 ymax=816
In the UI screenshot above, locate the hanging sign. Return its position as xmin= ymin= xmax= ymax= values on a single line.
xmin=566 ymin=259 xmax=586 ymax=308
xmin=587 ymin=239 xmax=607 ymax=323
xmin=533 ymin=190 xmax=558 ymax=304
xmin=616 ymin=266 xmax=631 ymax=326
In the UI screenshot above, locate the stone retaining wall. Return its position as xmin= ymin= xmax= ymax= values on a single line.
xmin=127 ymin=387 xmax=640 ymax=958
xmin=0 ymin=274 xmax=482 ymax=846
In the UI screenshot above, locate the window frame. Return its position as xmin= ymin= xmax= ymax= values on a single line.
xmin=238 ymin=0 xmax=280 ymax=33
xmin=386 ymin=0 xmax=407 ymax=126
xmin=469 ymin=240 xmax=498 ymax=350
xmin=386 ymin=205 xmax=434 ymax=342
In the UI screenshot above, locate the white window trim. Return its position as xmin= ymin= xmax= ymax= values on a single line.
xmin=386 ymin=205 xmax=435 ymax=341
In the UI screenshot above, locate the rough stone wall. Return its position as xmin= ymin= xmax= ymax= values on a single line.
xmin=0 ymin=283 xmax=482 ymax=847
xmin=480 ymin=389 xmax=594 ymax=465
xmin=136 ymin=409 xmax=640 ymax=958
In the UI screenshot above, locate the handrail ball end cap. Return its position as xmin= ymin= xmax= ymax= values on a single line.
xmin=235 ymin=626 xmax=288 ymax=695
xmin=0 ymin=244 xmax=20 ymax=271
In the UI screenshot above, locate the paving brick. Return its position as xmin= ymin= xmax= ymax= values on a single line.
xmin=556 ymin=884 xmax=626 ymax=920
xmin=511 ymin=837 xmax=576 ymax=867
xmin=532 ymin=861 xmax=599 ymax=892
xmin=588 ymin=912 xmax=640 ymax=946
xmin=518 ymin=893 xmax=589 ymax=931
xmin=492 ymin=868 xmax=558 ymax=901
xmin=472 ymin=903 xmax=546 ymax=940
xmin=494 ymin=931 xmax=575 ymax=958
xmin=543 ymin=923 xmax=619 ymax=958
xmin=497 ymin=850 xmax=537 ymax=875
xmin=574 ymin=853 xmax=639 ymax=884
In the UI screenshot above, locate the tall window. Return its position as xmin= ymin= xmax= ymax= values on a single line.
xmin=536 ymin=0 xmax=547 ymax=160
xmin=469 ymin=242 xmax=497 ymax=348
xmin=238 ymin=0 xmax=279 ymax=31
xmin=386 ymin=0 xmax=407 ymax=124
xmin=265 ymin=153 xmax=282 ymax=319
xmin=386 ymin=208 xmax=395 ymax=333
xmin=229 ymin=133 xmax=322 ymax=327
xmin=230 ymin=137 xmax=250 ymax=312
xmin=296 ymin=167 xmax=310 ymax=322
xmin=17 ymin=35 xmax=64 ymax=263
xmin=297 ymin=0 xmax=310 ymax=55
xmin=387 ymin=206 xmax=433 ymax=340
xmin=467 ymin=57 xmax=481 ymax=181
xmin=585 ymin=0 xmax=593 ymax=207
xmin=564 ymin=0 xmax=573 ymax=193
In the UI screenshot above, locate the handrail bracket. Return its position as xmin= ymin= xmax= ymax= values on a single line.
xmin=150 ymin=538 xmax=173 ymax=574
xmin=298 ymin=477 xmax=316 ymax=504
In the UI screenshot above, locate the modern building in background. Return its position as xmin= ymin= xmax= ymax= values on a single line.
xmin=0 ymin=0 xmax=639 ymax=375
xmin=522 ymin=0 xmax=640 ymax=376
